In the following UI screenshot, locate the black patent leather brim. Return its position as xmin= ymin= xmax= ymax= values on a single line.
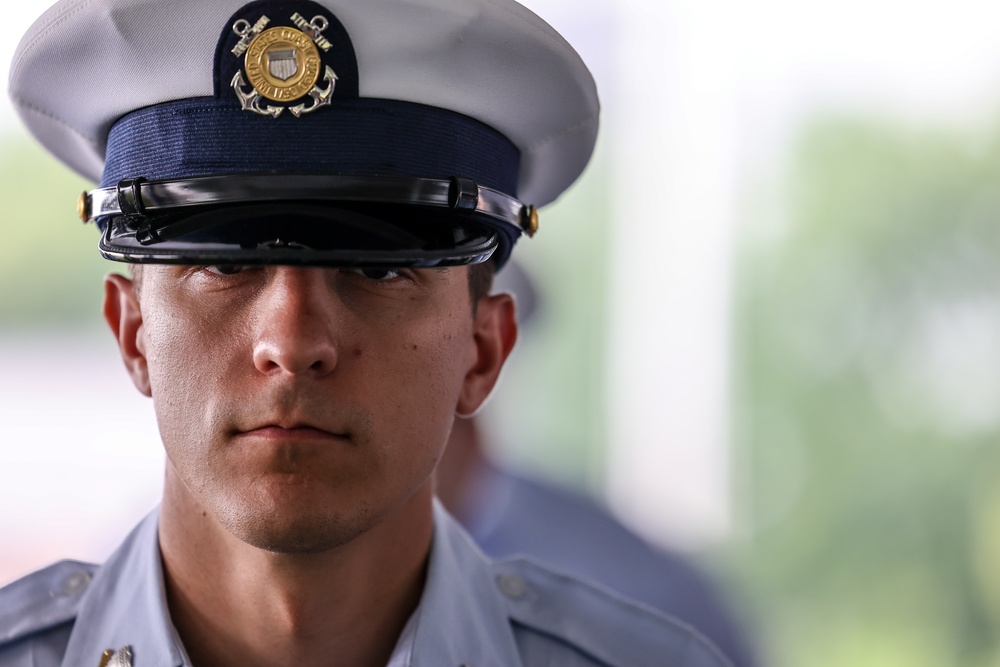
xmin=98 ymin=203 xmax=498 ymax=267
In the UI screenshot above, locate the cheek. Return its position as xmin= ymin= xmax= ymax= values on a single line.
xmin=356 ymin=310 xmax=472 ymax=451
xmin=145 ymin=288 xmax=250 ymax=373
xmin=141 ymin=298 xmax=251 ymax=451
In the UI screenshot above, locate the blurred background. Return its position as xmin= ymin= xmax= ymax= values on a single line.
xmin=5 ymin=0 xmax=1000 ymax=665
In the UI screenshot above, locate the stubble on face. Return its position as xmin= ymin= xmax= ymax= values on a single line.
xmin=140 ymin=265 xmax=476 ymax=555
xmin=204 ymin=401 xmax=382 ymax=555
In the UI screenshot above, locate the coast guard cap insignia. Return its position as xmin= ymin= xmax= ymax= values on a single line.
xmin=218 ymin=1 xmax=358 ymax=118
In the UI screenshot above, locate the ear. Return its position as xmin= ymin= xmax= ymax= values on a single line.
xmin=456 ymin=292 xmax=518 ymax=417
xmin=103 ymin=273 xmax=151 ymax=397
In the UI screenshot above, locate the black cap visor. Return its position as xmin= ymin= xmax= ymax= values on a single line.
xmin=99 ymin=203 xmax=498 ymax=267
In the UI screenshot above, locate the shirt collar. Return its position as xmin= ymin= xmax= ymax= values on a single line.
xmin=59 ymin=503 xmax=522 ymax=667
xmin=60 ymin=508 xmax=185 ymax=667
xmin=407 ymin=502 xmax=523 ymax=666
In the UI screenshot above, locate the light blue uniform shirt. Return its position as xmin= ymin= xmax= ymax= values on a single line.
xmin=0 ymin=503 xmax=731 ymax=666
xmin=461 ymin=467 xmax=757 ymax=667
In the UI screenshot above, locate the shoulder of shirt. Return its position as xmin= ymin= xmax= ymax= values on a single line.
xmin=493 ymin=557 xmax=734 ymax=667
xmin=0 ymin=560 xmax=96 ymax=647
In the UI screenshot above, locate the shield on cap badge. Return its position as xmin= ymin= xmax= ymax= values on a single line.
xmin=267 ymin=48 xmax=298 ymax=81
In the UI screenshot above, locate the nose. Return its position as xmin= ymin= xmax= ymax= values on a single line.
xmin=252 ymin=267 xmax=339 ymax=377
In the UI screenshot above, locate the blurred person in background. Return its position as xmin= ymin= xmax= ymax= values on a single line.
xmin=436 ymin=260 xmax=759 ymax=667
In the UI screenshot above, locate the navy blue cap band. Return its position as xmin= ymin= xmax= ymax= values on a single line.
xmin=101 ymin=97 xmax=521 ymax=194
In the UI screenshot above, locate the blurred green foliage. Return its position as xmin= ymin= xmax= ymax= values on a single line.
xmin=0 ymin=138 xmax=105 ymax=328
xmin=734 ymin=116 xmax=1000 ymax=667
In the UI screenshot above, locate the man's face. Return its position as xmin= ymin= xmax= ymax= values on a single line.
xmin=106 ymin=264 xmax=513 ymax=553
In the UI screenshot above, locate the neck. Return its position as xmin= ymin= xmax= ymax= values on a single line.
xmin=434 ymin=416 xmax=489 ymax=523
xmin=158 ymin=468 xmax=434 ymax=667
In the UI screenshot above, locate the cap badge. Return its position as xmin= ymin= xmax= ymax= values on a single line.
xmin=230 ymin=13 xmax=338 ymax=118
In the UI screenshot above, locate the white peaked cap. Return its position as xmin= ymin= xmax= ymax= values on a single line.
xmin=9 ymin=0 xmax=600 ymax=207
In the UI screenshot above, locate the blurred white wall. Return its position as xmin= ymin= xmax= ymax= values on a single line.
xmin=0 ymin=334 xmax=163 ymax=584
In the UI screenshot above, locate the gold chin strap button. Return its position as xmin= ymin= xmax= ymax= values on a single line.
xmin=522 ymin=204 xmax=539 ymax=238
xmin=77 ymin=191 xmax=91 ymax=223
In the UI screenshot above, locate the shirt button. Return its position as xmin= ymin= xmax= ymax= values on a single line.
xmin=496 ymin=573 xmax=527 ymax=599
xmin=60 ymin=571 xmax=91 ymax=596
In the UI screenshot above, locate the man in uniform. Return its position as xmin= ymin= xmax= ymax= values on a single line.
xmin=0 ymin=1 xmax=733 ymax=665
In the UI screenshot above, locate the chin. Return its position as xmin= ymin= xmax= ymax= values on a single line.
xmin=218 ymin=490 xmax=378 ymax=554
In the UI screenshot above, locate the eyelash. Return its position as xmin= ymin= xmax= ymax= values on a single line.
xmin=351 ymin=268 xmax=402 ymax=282
xmin=203 ymin=265 xmax=247 ymax=276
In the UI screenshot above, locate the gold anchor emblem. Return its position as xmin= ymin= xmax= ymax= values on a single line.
xmin=230 ymin=14 xmax=337 ymax=118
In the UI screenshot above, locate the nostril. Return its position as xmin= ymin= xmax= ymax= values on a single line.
xmin=252 ymin=339 xmax=337 ymax=376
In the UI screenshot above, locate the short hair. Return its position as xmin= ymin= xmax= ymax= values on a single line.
xmin=468 ymin=261 xmax=495 ymax=310
xmin=129 ymin=264 xmax=143 ymax=300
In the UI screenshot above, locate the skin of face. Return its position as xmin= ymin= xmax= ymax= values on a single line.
xmin=103 ymin=264 xmax=517 ymax=554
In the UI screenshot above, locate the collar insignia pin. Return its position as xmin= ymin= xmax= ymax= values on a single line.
xmin=98 ymin=645 xmax=133 ymax=667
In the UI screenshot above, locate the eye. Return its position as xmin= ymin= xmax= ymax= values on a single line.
xmin=351 ymin=267 xmax=402 ymax=281
xmin=203 ymin=265 xmax=248 ymax=276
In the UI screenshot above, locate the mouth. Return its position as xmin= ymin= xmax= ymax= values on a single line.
xmin=235 ymin=424 xmax=350 ymax=443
